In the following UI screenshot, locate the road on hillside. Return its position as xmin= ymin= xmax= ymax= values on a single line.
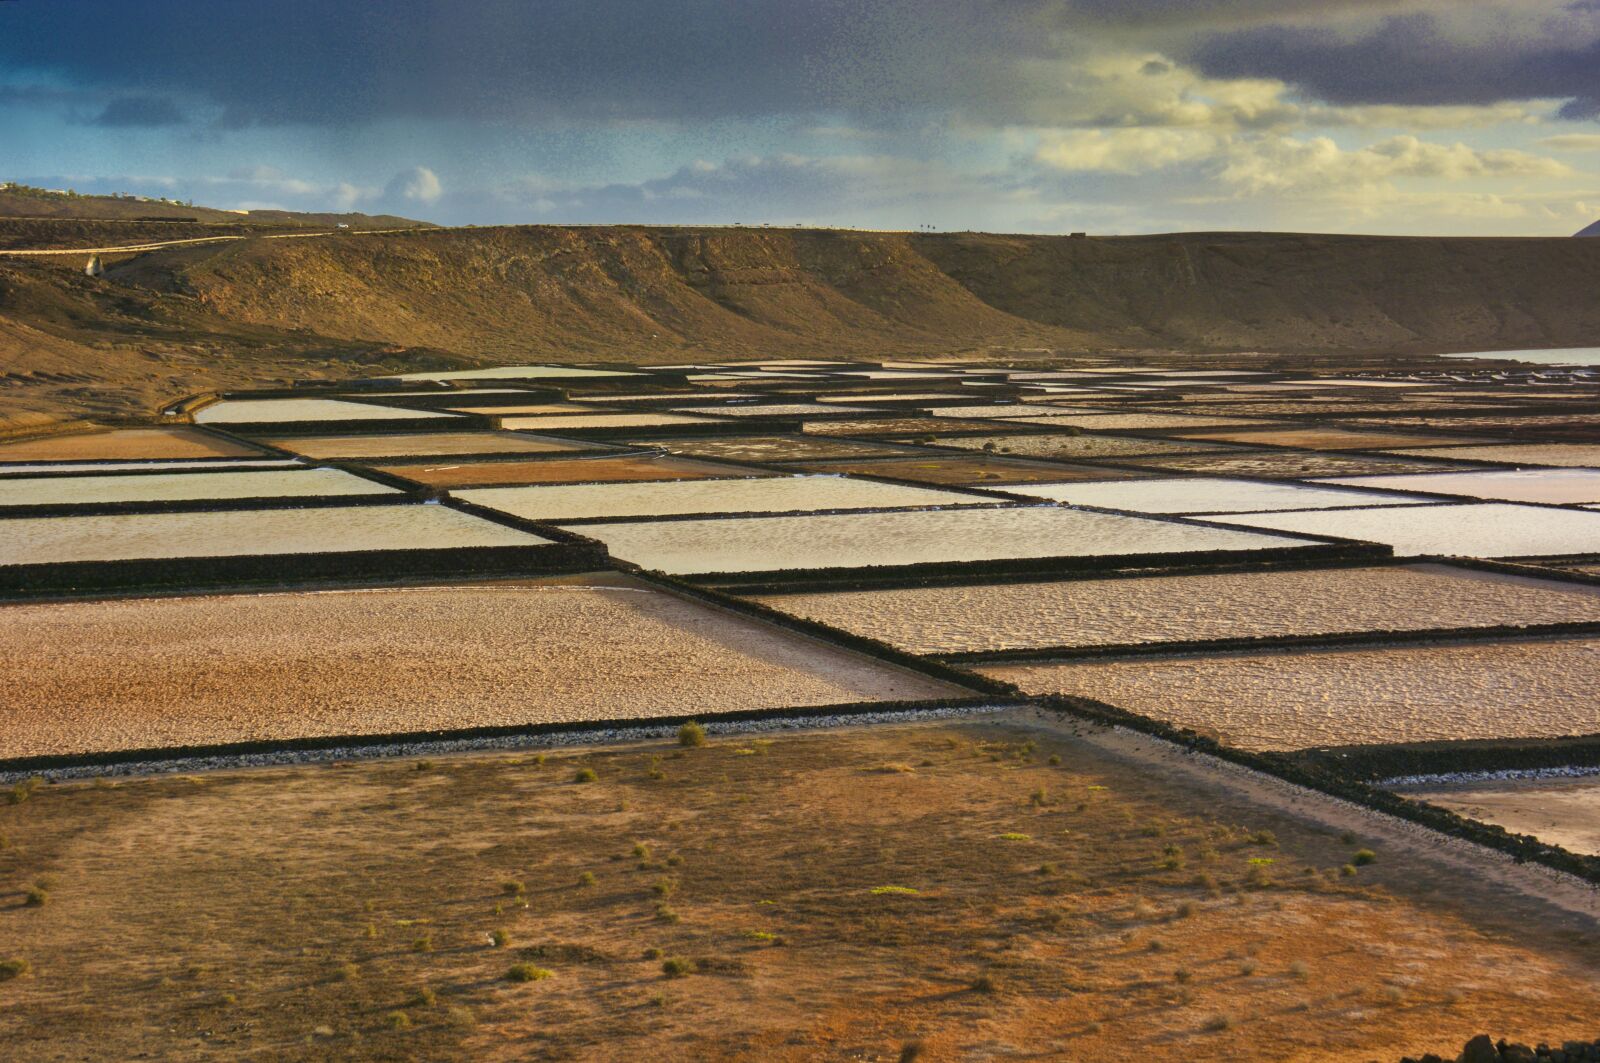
xmin=0 ymin=228 xmax=418 ymax=257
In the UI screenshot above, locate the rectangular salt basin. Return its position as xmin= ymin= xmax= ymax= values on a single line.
xmin=565 ymin=505 xmax=1319 ymax=576
xmin=0 ymin=504 xmax=547 ymax=565
xmin=499 ymin=412 xmax=720 ymax=430
xmin=394 ymin=365 xmax=640 ymax=381
xmin=1385 ymin=444 xmax=1600 ymax=468
xmin=0 ymin=574 xmax=962 ymax=758
xmin=1174 ymin=426 xmax=1482 ymax=450
xmin=1198 ymin=502 xmax=1600 ymax=558
xmin=1007 ymin=413 xmax=1273 ymax=430
xmin=375 ymin=454 xmax=764 ymax=488
xmin=933 ymin=433 xmax=1234 ymax=461
xmin=749 ymin=563 xmax=1600 ymax=655
xmin=444 ymin=403 xmax=599 ymax=415
xmin=0 ymin=467 xmax=398 ymax=508
xmin=1001 ymin=477 xmax=1432 ymax=514
xmin=0 ymin=459 xmax=299 ymax=476
xmin=1114 ymin=450 xmax=1484 ymax=480
xmin=458 ymin=475 xmax=993 ymax=523
xmin=195 ymin=399 xmax=459 ymax=424
xmin=0 ymin=427 xmax=265 ymax=462
xmin=253 ymin=432 xmax=602 ymax=460
xmin=981 ymin=637 xmax=1600 ymax=751
xmin=640 ymin=435 xmax=927 ymax=462
xmin=1316 ymin=468 xmax=1600 ymax=505
xmin=1394 ymin=777 xmax=1600 ymax=857
xmin=672 ymin=403 xmax=881 ymax=417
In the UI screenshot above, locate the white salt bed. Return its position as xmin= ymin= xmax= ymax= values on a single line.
xmin=1315 ymin=468 xmax=1600 ymax=505
xmin=393 ymin=366 xmax=640 ymax=381
xmin=0 ymin=505 xmax=548 ymax=565
xmin=752 ymin=563 xmax=1600 ymax=655
xmin=1010 ymin=413 xmax=1273 ymax=429
xmin=982 ymin=637 xmax=1600 ymax=751
xmin=195 ymin=399 xmax=458 ymax=424
xmin=1198 ymin=502 xmax=1600 ymax=558
xmin=1396 ymin=777 xmax=1600 ymax=856
xmin=457 ymin=475 xmax=993 ymax=523
xmin=1000 ymin=477 xmax=1431 ymax=514
xmin=672 ymin=404 xmax=881 ymax=417
xmin=0 ymin=467 xmax=397 ymax=508
xmin=565 ymin=505 xmax=1318 ymax=576
xmin=498 ymin=412 xmax=720 ymax=430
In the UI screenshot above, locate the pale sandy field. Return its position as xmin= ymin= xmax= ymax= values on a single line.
xmin=980 ymin=636 xmax=1600 ymax=750
xmin=0 ymin=574 xmax=961 ymax=757
xmin=1397 ymin=776 xmax=1600 ymax=856
xmin=752 ymin=564 xmax=1600 ymax=654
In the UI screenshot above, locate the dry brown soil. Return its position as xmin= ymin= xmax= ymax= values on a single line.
xmin=2 ymin=720 xmax=1596 ymax=1061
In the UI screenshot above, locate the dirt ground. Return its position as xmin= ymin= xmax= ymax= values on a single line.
xmin=2 ymin=719 xmax=1596 ymax=1062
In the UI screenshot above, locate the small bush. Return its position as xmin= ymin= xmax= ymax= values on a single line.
xmin=386 ymin=1010 xmax=411 ymax=1030
xmin=1339 ymin=831 xmax=1357 ymax=845
xmin=408 ymin=986 xmax=437 ymax=1007
xmin=1047 ymin=754 xmax=1061 ymax=766
xmin=1351 ymin=849 xmax=1377 ymax=867
xmin=502 ymin=880 xmax=526 ymax=897
xmin=23 ymin=887 xmax=47 ymax=907
xmin=677 ymin=721 xmax=706 ymax=748
xmin=411 ymin=934 xmax=433 ymax=953
xmin=1340 ymin=863 xmax=1358 ymax=877
xmin=573 ymin=767 xmax=597 ymax=784
xmin=336 ymin=962 xmax=360 ymax=982
xmin=900 ymin=1041 xmax=927 ymax=1063
xmin=970 ymin=973 xmax=998 ymax=994
xmin=1203 ymin=1013 xmax=1234 ymax=1032
xmin=1174 ymin=900 xmax=1198 ymax=919
xmin=1239 ymin=960 xmax=1257 ymax=977
xmin=869 ymin=886 xmax=919 ymax=896
xmin=505 ymin=963 xmax=553 ymax=983
xmin=489 ymin=929 xmax=509 ymax=949
xmin=1174 ymin=968 xmax=1192 ymax=984
xmin=1248 ymin=830 xmax=1277 ymax=847
xmin=654 ymin=903 xmax=680 ymax=924
xmin=643 ymin=947 xmax=664 ymax=960
xmin=0 ymin=959 xmax=28 ymax=981
xmin=652 ymin=878 xmax=676 ymax=897
xmin=1288 ymin=961 xmax=1310 ymax=980
xmin=661 ymin=957 xmax=696 ymax=978
xmin=577 ymin=871 xmax=596 ymax=887
xmin=997 ymin=833 xmax=1030 ymax=842
xmin=1037 ymin=862 xmax=1057 ymax=876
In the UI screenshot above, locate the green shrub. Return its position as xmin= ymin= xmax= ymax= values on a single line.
xmin=578 ymin=871 xmax=596 ymax=887
xmin=573 ymin=768 xmax=597 ymax=784
xmin=970 ymin=973 xmax=998 ymax=994
xmin=505 ymin=964 xmax=552 ymax=983
xmin=0 ymin=959 xmax=28 ymax=981
xmin=408 ymin=986 xmax=437 ymax=1007
xmin=1247 ymin=830 xmax=1277 ymax=847
xmin=23 ymin=887 xmax=47 ymax=907
xmin=502 ymin=880 xmax=526 ymax=897
xmin=1203 ymin=1013 xmax=1234 ymax=1032
xmin=489 ymin=929 xmax=509 ymax=948
xmin=661 ymin=957 xmax=696 ymax=978
xmin=386 ymin=1011 xmax=411 ymax=1029
xmin=1352 ymin=849 xmax=1377 ymax=867
xmin=652 ymin=878 xmax=676 ymax=897
xmin=411 ymin=934 xmax=432 ymax=953
xmin=677 ymin=721 xmax=706 ymax=748
xmin=643 ymin=947 xmax=664 ymax=960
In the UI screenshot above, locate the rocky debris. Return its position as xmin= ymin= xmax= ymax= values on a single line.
xmin=1400 ymin=1035 xmax=1600 ymax=1063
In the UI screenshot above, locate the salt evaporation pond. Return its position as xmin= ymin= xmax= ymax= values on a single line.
xmin=0 ymin=574 xmax=961 ymax=758
xmin=750 ymin=563 xmax=1600 ymax=654
xmin=0 ymin=467 xmax=397 ymax=507
xmin=0 ymin=504 xmax=547 ymax=565
xmin=0 ymin=427 xmax=264 ymax=461
xmin=458 ymin=475 xmax=990 ymax=523
xmin=999 ymin=477 xmax=1428 ymax=514
xmin=981 ymin=637 xmax=1600 ymax=751
xmin=1438 ymin=347 xmax=1600 ymax=366
xmin=642 ymin=435 xmax=926 ymax=462
xmin=1116 ymin=450 xmax=1482 ymax=480
xmin=254 ymin=432 xmax=601 ymax=459
xmin=1394 ymin=777 xmax=1600 ymax=856
xmin=195 ymin=398 xmax=459 ymax=424
xmin=1200 ymin=502 xmax=1600 ymax=558
xmin=932 ymin=434 xmax=1232 ymax=460
xmin=565 ymin=505 xmax=1317 ymax=576
xmin=499 ymin=412 xmax=720 ymax=430
xmin=1317 ymin=468 xmax=1600 ymax=505
xmin=0 ymin=459 xmax=299 ymax=476
xmin=1175 ymin=426 xmax=1478 ymax=450
xmin=393 ymin=365 xmax=641 ymax=381
xmin=1385 ymin=444 xmax=1600 ymax=467
xmin=375 ymin=454 xmax=763 ymax=488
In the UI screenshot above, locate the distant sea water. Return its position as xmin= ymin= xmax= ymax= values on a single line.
xmin=1438 ymin=347 xmax=1600 ymax=366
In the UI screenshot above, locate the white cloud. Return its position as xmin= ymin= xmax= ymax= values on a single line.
xmin=387 ymin=166 xmax=443 ymax=204
xmin=1217 ymin=134 xmax=1572 ymax=195
xmin=1036 ymin=128 xmax=1221 ymax=173
xmin=1539 ymin=134 xmax=1600 ymax=152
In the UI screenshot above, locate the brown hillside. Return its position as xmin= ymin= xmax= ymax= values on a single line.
xmin=4 ymin=225 xmax=1600 ymax=421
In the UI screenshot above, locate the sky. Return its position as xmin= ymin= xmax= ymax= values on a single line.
xmin=3 ymin=0 xmax=1600 ymax=236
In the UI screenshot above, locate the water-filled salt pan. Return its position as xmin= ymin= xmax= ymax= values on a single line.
xmin=1316 ymin=468 xmax=1600 ymax=505
xmin=982 ymin=637 xmax=1600 ymax=751
xmin=0 ymin=467 xmax=397 ymax=507
xmin=0 ymin=504 xmax=547 ymax=565
xmin=751 ymin=563 xmax=1600 ymax=654
xmin=255 ymin=432 xmax=599 ymax=459
xmin=394 ymin=365 xmax=640 ymax=381
xmin=566 ymin=505 xmax=1318 ymax=575
xmin=195 ymin=399 xmax=458 ymax=424
xmin=458 ymin=475 xmax=990 ymax=522
xmin=934 ymin=434 xmax=1230 ymax=460
xmin=1386 ymin=444 xmax=1600 ymax=468
xmin=1000 ymin=477 xmax=1430 ymax=514
xmin=0 ymin=460 xmax=299 ymax=476
xmin=0 ymin=427 xmax=262 ymax=461
xmin=1395 ymin=777 xmax=1600 ymax=856
xmin=1198 ymin=502 xmax=1600 ymax=558
xmin=499 ymin=412 xmax=719 ymax=430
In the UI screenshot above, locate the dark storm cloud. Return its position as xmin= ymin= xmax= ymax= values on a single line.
xmin=89 ymin=95 xmax=186 ymax=127
xmin=1192 ymin=12 xmax=1600 ymax=118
